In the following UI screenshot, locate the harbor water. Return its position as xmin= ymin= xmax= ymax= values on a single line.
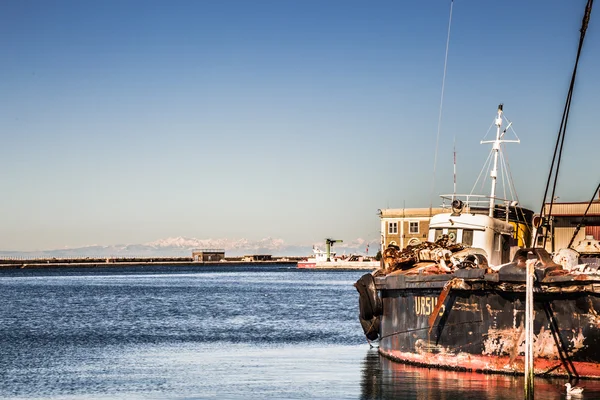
xmin=1 ymin=265 xmax=599 ymax=399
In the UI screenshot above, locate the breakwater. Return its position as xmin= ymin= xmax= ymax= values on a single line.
xmin=0 ymin=257 xmax=300 ymax=269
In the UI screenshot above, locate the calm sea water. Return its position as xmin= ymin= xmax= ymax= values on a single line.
xmin=1 ymin=265 xmax=599 ymax=399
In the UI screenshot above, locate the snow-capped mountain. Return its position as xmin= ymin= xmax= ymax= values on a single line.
xmin=0 ymin=237 xmax=380 ymax=258
xmin=144 ymin=236 xmax=286 ymax=251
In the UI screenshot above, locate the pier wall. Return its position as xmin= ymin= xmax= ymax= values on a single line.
xmin=0 ymin=257 xmax=300 ymax=269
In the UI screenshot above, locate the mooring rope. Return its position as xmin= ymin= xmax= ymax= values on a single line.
xmin=537 ymin=0 xmax=594 ymax=248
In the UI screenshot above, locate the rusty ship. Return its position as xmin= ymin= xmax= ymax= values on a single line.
xmin=356 ymin=103 xmax=600 ymax=379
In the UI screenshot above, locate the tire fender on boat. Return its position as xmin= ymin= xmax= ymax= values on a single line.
xmin=354 ymin=273 xmax=382 ymax=320
xmin=354 ymin=273 xmax=383 ymax=340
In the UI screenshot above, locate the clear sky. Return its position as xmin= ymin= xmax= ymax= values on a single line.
xmin=1 ymin=0 xmax=599 ymax=251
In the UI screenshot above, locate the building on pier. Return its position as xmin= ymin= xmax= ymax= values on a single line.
xmin=378 ymin=208 xmax=446 ymax=251
xmin=192 ymin=249 xmax=225 ymax=262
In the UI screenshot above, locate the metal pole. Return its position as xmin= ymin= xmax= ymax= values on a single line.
xmin=524 ymin=260 xmax=535 ymax=399
xmin=453 ymin=140 xmax=457 ymax=199
xmin=488 ymin=104 xmax=503 ymax=217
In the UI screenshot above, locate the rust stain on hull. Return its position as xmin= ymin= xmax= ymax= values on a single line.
xmin=482 ymin=326 xmax=585 ymax=360
xmin=379 ymin=348 xmax=600 ymax=379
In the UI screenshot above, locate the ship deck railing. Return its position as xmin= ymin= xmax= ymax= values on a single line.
xmin=439 ymin=194 xmax=517 ymax=214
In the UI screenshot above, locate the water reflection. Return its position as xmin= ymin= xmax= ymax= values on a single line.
xmin=361 ymin=349 xmax=600 ymax=400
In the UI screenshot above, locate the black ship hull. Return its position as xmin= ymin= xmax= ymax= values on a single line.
xmin=374 ymin=272 xmax=600 ymax=378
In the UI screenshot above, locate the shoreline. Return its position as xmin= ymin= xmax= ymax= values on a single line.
xmin=0 ymin=257 xmax=379 ymax=270
xmin=0 ymin=258 xmax=298 ymax=270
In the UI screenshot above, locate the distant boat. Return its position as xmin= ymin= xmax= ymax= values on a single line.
xmin=298 ymin=246 xmax=379 ymax=269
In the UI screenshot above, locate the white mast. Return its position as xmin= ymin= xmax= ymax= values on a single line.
xmin=481 ymin=104 xmax=518 ymax=217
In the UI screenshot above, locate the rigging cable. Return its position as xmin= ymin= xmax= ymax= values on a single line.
xmin=536 ymin=0 xmax=594 ymax=248
xmin=500 ymin=133 xmax=533 ymax=234
xmin=499 ymin=145 xmax=507 ymax=202
xmin=469 ymin=150 xmax=493 ymax=196
xmin=430 ymin=0 xmax=454 ymax=214
xmin=567 ymin=181 xmax=600 ymax=249
xmin=500 ymin=151 xmax=514 ymax=203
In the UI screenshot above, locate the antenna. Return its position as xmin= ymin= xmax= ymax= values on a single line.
xmin=453 ymin=137 xmax=457 ymax=199
xmin=430 ymin=0 xmax=454 ymax=213
xmin=480 ymin=104 xmax=520 ymax=217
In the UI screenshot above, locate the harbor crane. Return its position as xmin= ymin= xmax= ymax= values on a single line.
xmin=325 ymin=238 xmax=343 ymax=262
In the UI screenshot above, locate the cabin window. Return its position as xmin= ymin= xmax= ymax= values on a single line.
xmin=388 ymin=222 xmax=398 ymax=234
xmin=462 ymin=229 xmax=473 ymax=246
xmin=501 ymin=234 xmax=511 ymax=263
xmin=409 ymin=221 xmax=419 ymax=234
xmin=434 ymin=229 xmax=444 ymax=241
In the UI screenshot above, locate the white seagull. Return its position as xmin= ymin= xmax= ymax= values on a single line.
xmin=565 ymin=382 xmax=584 ymax=396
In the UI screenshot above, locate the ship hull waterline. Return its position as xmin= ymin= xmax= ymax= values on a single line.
xmin=376 ymin=276 xmax=600 ymax=379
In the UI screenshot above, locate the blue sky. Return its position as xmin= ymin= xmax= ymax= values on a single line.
xmin=1 ymin=0 xmax=599 ymax=251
